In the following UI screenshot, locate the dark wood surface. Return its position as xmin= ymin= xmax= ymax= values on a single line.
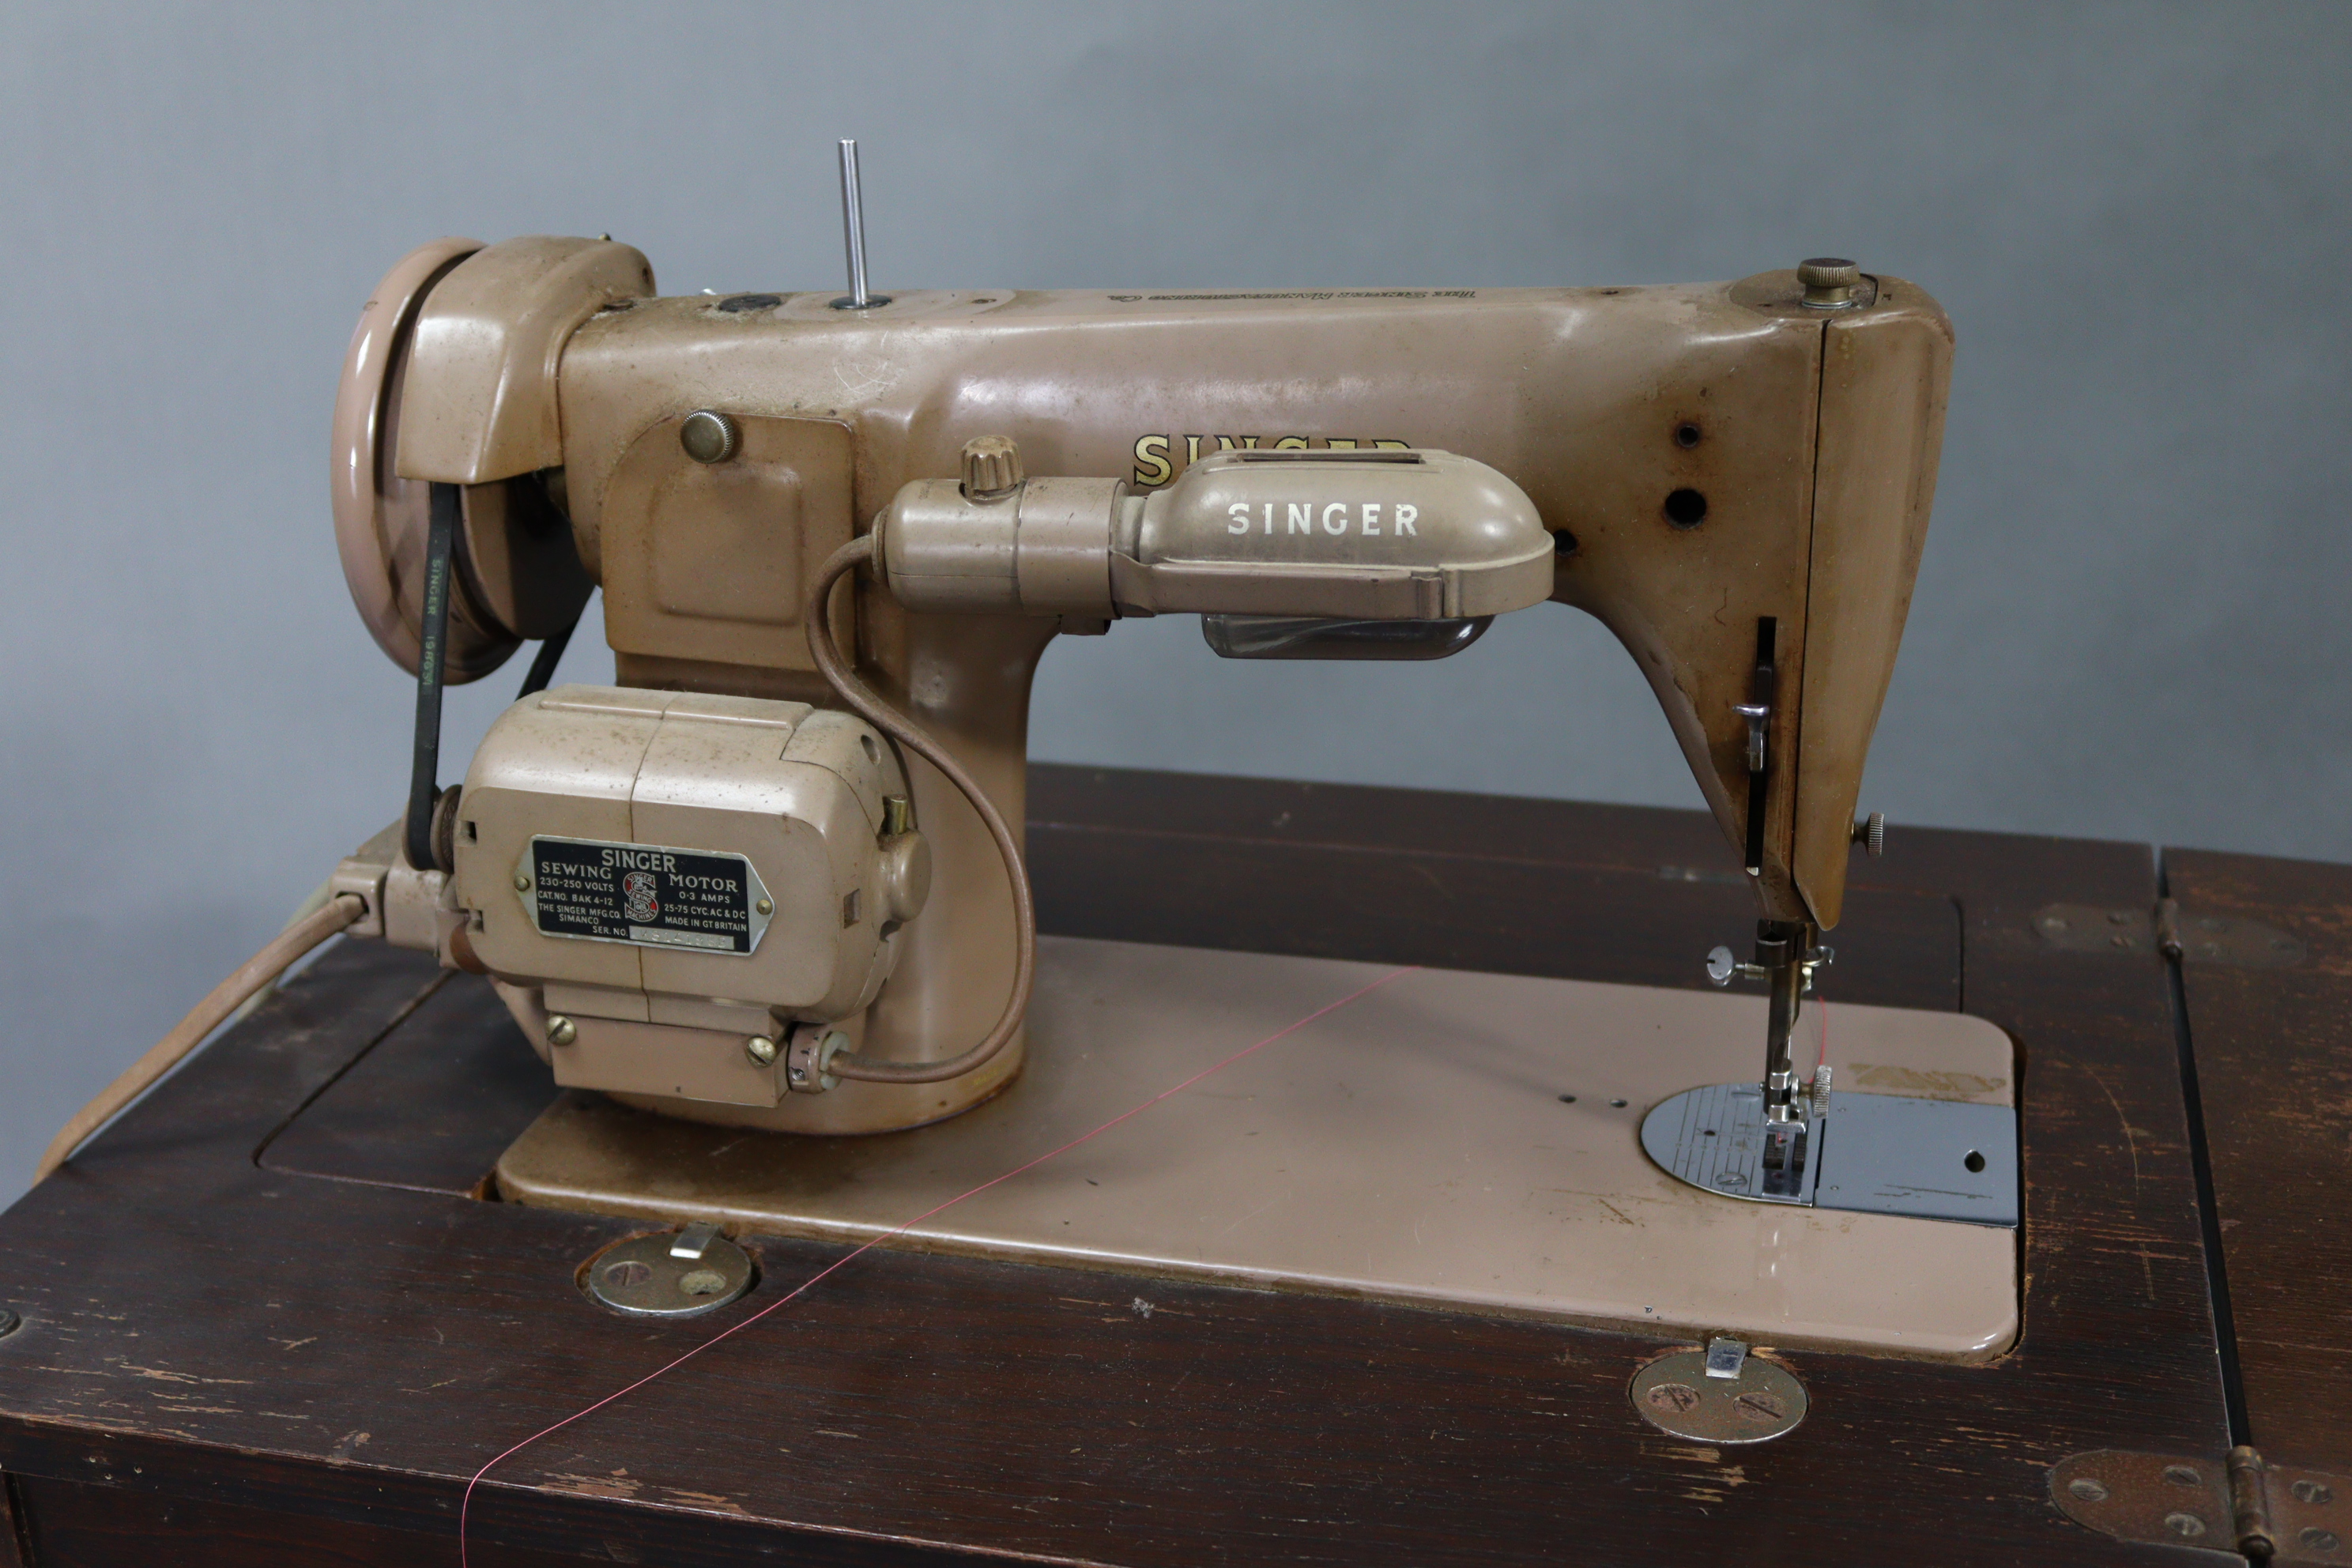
xmin=2165 ymin=847 xmax=2352 ymax=1472
xmin=11 ymin=1476 xmax=593 ymax=1568
xmin=0 ymin=766 xmax=2246 ymax=1564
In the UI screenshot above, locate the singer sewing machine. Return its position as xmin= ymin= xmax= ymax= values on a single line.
xmin=300 ymin=187 xmax=2040 ymax=1381
xmin=7 ymin=168 xmax=2346 ymax=1566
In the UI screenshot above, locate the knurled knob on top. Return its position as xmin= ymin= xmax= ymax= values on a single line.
xmin=961 ymin=435 xmax=1024 ymax=499
xmin=1798 ymin=257 xmax=1863 ymax=309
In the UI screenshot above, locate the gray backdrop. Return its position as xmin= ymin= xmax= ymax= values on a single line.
xmin=2 ymin=1 xmax=2345 ymax=1205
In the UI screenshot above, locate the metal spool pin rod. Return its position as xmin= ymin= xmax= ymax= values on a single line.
xmin=832 ymin=140 xmax=890 ymax=311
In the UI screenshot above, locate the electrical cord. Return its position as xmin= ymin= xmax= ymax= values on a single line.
xmin=36 ymin=894 xmax=369 ymax=1182
xmin=802 ymin=534 xmax=1034 ymax=1085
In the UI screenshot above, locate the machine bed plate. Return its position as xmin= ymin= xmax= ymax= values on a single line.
xmin=497 ymin=935 xmax=2020 ymax=1361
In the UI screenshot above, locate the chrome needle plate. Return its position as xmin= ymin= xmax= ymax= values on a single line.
xmin=1642 ymin=1085 xmax=2018 ymax=1227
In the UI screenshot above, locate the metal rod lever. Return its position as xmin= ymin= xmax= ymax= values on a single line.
xmin=831 ymin=139 xmax=890 ymax=311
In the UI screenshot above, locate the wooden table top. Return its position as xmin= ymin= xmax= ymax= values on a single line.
xmin=0 ymin=764 xmax=2340 ymax=1566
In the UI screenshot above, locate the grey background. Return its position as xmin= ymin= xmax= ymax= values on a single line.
xmin=2 ymin=1 xmax=2345 ymax=1207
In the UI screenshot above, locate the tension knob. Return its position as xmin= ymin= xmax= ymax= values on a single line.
xmin=961 ymin=435 xmax=1024 ymax=499
xmin=1798 ymin=257 xmax=1864 ymax=310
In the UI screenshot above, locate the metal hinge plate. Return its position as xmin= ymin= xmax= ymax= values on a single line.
xmin=2051 ymin=1448 xmax=2346 ymax=1562
xmin=2032 ymin=900 xmax=2305 ymax=967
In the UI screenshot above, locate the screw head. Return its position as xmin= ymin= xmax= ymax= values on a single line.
xmin=745 ymin=1035 xmax=779 ymax=1067
xmin=2293 ymin=1479 xmax=2335 ymax=1505
xmin=680 ymin=409 xmax=741 ymax=465
xmin=1644 ymin=1381 xmax=1702 ymax=1414
xmin=2303 ymin=1528 xmax=2341 ymax=1553
xmin=546 ymin=1015 xmax=577 ymax=1048
xmin=514 ymin=873 xmax=532 ymax=893
xmin=755 ymin=897 xmax=773 ymax=916
xmin=2067 ymin=1477 xmax=2109 ymax=1502
xmin=2164 ymin=1512 xmax=2206 ymax=1540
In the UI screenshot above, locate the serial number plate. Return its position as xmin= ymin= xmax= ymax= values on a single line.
xmin=519 ymin=836 xmax=771 ymax=956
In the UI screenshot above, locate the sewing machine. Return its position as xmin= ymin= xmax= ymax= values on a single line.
xmin=303 ymin=141 xmax=2022 ymax=1387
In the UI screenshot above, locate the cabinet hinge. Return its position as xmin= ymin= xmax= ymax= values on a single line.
xmin=2052 ymin=1447 xmax=2345 ymax=1562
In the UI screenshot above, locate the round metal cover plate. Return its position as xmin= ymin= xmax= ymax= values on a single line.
xmin=582 ymin=1232 xmax=755 ymax=1317
xmin=1630 ymin=1349 xmax=1808 ymax=1442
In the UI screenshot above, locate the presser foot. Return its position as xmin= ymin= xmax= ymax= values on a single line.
xmin=1758 ymin=1115 xmax=1811 ymax=1197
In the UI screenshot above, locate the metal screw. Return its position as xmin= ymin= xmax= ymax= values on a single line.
xmin=1850 ymin=812 xmax=1886 ymax=858
xmin=0 ymin=1307 xmax=20 ymax=1340
xmin=680 ymin=409 xmax=741 ymax=465
xmin=2303 ymin=1528 xmax=2341 ymax=1552
xmin=883 ymin=794 xmax=914 ymax=836
xmin=2164 ymin=1513 xmax=2206 ymax=1540
xmin=2294 ymin=1479 xmax=2335 ymax=1505
xmin=1644 ymin=1382 xmax=1702 ymax=1414
xmin=745 ymin=1035 xmax=779 ymax=1067
xmin=514 ymin=873 xmax=532 ymax=892
xmin=2164 ymin=1464 xmax=2203 ymax=1487
xmin=546 ymin=1015 xmax=577 ymax=1048
xmin=2067 ymin=1477 xmax=2109 ymax=1502
xmin=755 ymin=897 xmax=773 ymax=916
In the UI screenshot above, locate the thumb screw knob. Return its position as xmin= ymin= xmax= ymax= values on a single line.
xmin=1798 ymin=257 xmax=1863 ymax=308
xmin=961 ymin=435 xmax=1023 ymax=499
xmin=1852 ymin=812 xmax=1886 ymax=858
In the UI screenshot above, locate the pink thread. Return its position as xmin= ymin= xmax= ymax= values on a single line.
xmin=458 ymin=963 xmax=1420 ymax=1563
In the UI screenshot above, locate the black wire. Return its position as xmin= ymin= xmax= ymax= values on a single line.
xmin=2161 ymin=862 xmax=2252 ymax=1446
xmin=516 ymin=609 xmax=580 ymax=699
xmin=404 ymin=482 xmax=460 ymax=873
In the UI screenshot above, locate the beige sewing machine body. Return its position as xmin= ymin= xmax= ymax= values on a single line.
xmin=322 ymin=182 xmax=2001 ymax=1370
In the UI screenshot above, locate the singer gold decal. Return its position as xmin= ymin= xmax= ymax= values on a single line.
xmin=1132 ymin=435 xmax=1415 ymax=488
